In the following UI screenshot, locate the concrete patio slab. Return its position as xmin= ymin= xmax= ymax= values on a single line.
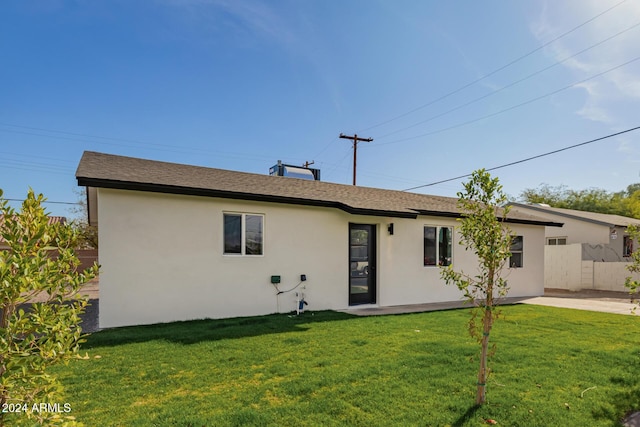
xmin=340 ymin=297 xmax=528 ymax=316
xmin=340 ymin=291 xmax=639 ymax=317
xmin=520 ymin=296 xmax=639 ymax=316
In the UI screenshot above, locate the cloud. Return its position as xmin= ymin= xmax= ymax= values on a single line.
xmin=573 ymin=81 xmax=613 ymax=123
xmin=209 ymin=0 xmax=295 ymax=46
xmin=157 ymin=0 xmax=295 ymax=48
xmin=532 ymin=0 xmax=640 ymax=124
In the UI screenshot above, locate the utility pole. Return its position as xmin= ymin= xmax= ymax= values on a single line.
xmin=339 ymin=133 xmax=373 ymax=185
xmin=302 ymin=160 xmax=315 ymax=168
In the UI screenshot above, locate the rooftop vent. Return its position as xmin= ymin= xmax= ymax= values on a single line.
xmin=269 ymin=160 xmax=321 ymax=181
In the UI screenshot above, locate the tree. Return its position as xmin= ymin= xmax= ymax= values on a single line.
xmin=67 ymin=187 xmax=97 ymax=249
xmin=0 ymin=189 xmax=98 ymax=426
xmin=441 ymin=169 xmax=514 ymax=405
xmin=625 ymin=224 xmax=640 ymax=307
xmin=518 ymin=183 xmax=640 ymax=218
xmin=519 ymin=183 xmax=569 ymax=206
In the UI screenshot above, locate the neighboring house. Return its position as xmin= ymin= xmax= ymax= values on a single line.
xmin=0 ymin=214 xmax=67 ymax=250
xmin=76 ymin=151 xmax=559 ymax=328
xmin=508 ymin=203 xmax=640 ymax=292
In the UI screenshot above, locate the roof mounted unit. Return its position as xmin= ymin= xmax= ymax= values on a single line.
xmin=269 ymin=160 xmax=321 ymax=181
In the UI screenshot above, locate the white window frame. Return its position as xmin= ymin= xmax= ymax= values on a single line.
xmin=510 ymin=235 xmax=523 ymax=268
xmin=423 ymin=225 xmax=453 ymax=267
xmin=546 ymin=237 xmax=567 ymax=245
xmin=223 ymin=212 xmax=265 ymax=256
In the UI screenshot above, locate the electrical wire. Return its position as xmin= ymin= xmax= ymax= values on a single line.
xmin=0 ymin=126 xmax=353 ymax=174
xmin=0 ymin=163 xmax=72 ymax=176
xmin=321 ymin=146 xmax=355 ymax=181
xmin=372 ymin=54 xmax=640 ymax=147
xmin=4 ymin=198 xmax=79 ymax=205
xmin=357 ymin=0 xmax=628 ymax=134
xmin=402 ymin=125 xmax=640 ymax=191
xmin=275 ymin=281 xmax=304 ymax=295
xmin=374 ymin=19 xmax=640 ymax=141
xmin=5 ymin=126 xmax=640 ymax=203
xmin=0 ymin=2 xmax=631 ymax=192
xmin=1 ymin=4 xmax=636 ymax=192
xmin=0 ymin=127 xmax=307 ymax=165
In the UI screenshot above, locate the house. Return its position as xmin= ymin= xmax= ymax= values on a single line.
xmin=76 ymin=151 xmax=559 ymax=328
xmin=508 ymin=203 xmax=640 ymax=292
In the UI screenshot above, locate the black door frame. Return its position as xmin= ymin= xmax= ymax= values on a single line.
xmin=349 ymin=223 xmax=377 ymax=305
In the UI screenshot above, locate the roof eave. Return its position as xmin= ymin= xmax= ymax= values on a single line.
xmin=76 ymin=177 xmax=418 ymax=219
xmin=414 ymin=209 xmax=561 ymax=227
xmin=502 ymin=218 xmax=564 ymax=227
xmin=507 ymin=202 xmax=632 ymax=228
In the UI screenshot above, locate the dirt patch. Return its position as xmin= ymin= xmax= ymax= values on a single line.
xmin=25 ymin=278 xmax=99 ymax=303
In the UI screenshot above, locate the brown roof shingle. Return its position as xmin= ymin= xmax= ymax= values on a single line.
xmin=509 ymin=203 xmax=640 ymax=228
xmin=76 ymin=151 xmax=559 ymax=225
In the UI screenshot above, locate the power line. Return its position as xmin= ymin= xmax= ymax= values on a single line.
xmin=0 ymin=151 xmax=76 ymax=164
xmin=0 ymin=121 xmax=173 ymax=148
xmin=372 ymin=54 xmax=640 ymax=147
xmin=4 ymin=198 xmax=80 ymax=205
xmin=357 ymin=0 xmax=628 ymax=133
xmin=375 ymin=18 xmax=640 ymax=141
xmin=321 ymin=146 xmax=355 ymax=181
xmin=0 ymin=126 xmax=304 ymax=165
xmin=402 ymin=125 xmax=640 ymax=192
xmin=0 ymin=164 xmax=72 ymax=176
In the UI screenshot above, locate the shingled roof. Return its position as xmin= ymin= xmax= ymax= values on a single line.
xmin=76 ymin=151 xmax=559 ymax=226
xmin=509 ymin=202 xmax=640 ymax=228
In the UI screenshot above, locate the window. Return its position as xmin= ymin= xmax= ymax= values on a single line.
xmin=424 ymin=226 xmax=452 ymax=266
xmin=510 ymin=236 xmax=523 ymax=268
xmin=223 ymin=213 xmax=264 ymax=255
xmin=624 ymin=235 xmax=634 ymax=257
xmin=547 ymin=237 xmax=567 ymax=245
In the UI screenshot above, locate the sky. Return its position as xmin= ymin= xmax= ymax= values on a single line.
xmin=2 ymin=0 xmax=640 ymax=218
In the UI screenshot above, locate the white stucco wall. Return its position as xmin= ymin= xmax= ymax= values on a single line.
xmin=544 ymin=244 xmax=640 ymax=291
xmin=377 ymin=219 xmax=544 ymax=305
xmin=98 ymin=188 xmax=546 ymax=328
xmin=544 ymin=244 xmax=584 ymax=290
xmin=544 ymin=218 xmax=608 ymax=246
xmin=593 ymin=262 xmax=640 ymax=292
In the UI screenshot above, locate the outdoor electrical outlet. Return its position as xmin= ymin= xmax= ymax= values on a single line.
xmin=271 ymin=275 xmax=281 ymax=284
xmin=300 ymin=274 xmax=307 ymax=281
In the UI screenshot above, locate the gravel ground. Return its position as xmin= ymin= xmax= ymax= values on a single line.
xmin=16 ymin=280 xmax=101 ymax=333
xmin=80 ymin=299 xmax=99 ymax=333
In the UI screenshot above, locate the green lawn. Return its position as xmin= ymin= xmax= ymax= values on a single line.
xmin=42 ymin=305 xmax=640 ymax=426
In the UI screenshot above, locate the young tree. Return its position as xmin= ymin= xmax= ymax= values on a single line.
xmin=0 ymin=189 xmax=98 ymax=425
xmin=441 ymin=169 xmax=514 ymax=405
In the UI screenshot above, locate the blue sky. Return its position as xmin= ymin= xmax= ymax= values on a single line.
xmin=2 ymin=0 xmax=640 ymax=218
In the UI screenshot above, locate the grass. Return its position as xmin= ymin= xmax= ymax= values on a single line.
xmin=41 ymin=305 xmax=640 ymax=426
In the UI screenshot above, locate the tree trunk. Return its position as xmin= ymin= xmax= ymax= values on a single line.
xmin=475 ymin=306 xmax=492 ymax=405
xmin=476 ymin=273 xmax=494 ymax=405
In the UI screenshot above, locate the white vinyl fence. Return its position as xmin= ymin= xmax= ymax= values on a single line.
xmin=544 ymin=244 xmax=640 ymax=292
